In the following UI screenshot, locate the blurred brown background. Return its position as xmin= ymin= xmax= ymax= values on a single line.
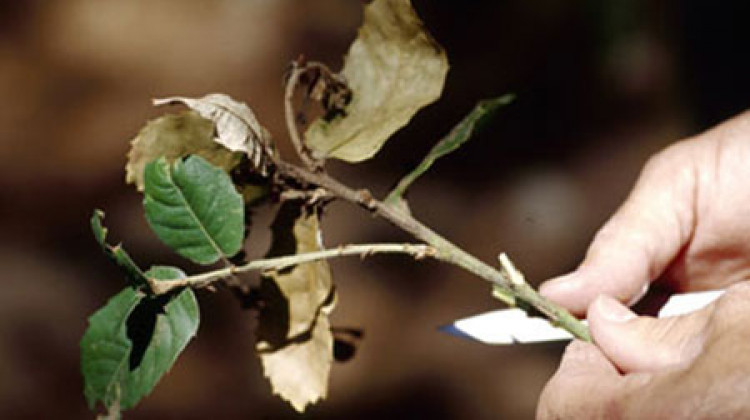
xmin=1 ymin=0 xmax=749 ymax=418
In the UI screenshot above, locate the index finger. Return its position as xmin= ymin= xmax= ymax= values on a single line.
xmin=540 ymin=139 xmax=702 ymax=315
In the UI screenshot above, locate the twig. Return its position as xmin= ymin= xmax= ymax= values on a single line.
xmin=279 ymin=187 xmax=332 ymax=205
xmin=284 ymin=61 xmax=321 ymax=171
xmin=148 ymin=243 xmax=435 ymax=295
xmin=275 ymin=160 xmax=591 ymax=342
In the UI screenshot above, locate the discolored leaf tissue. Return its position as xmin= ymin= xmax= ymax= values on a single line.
xmin=256 ymin=202 xmax=336 ymax=412
xmin=125 ymin=111 xmax=242 ymax=191
xmin=304 ymin=0 xmax=449 ymax=162
xmin=154 ymin=93 xmax=275 ymax=175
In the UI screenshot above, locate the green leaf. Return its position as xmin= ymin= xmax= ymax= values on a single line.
xmin=81 ymin=267 xmax=199 ymax=413
xmin=385 ymin=95 xmax=514 ymax=204
xmin=143 ymin=155 xmax=244 ymax=265
xmin=91 ymin=210 xmax=147 ymax=288
xmin=304 ymin=0 xmax=449 ymax=162
xmin=256 ymin=201 xmax=336 ymax=412
xmin=125 ymin=111 xmax=242 ymax=191
xmin=122 ymin=267 xmax=199 ymax=408
xmin=82 ymin=287 xmax=141 ymax=411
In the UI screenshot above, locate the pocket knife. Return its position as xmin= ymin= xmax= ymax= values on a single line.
xmin=441 ymin=289 xmax=724 ymax=345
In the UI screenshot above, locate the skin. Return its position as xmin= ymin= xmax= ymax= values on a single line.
xmin=536 ymin=111 xmax=750 ymax=419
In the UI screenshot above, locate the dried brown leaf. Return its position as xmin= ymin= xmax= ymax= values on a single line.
xmin=154 ymin=93 xmax=274 ymax=175
xmin=125 ymin=111 xmax=241 ymax=191
xmin=304 ymin=0 xmax=449 ymax=162
xmin=256 ymin=202 xmax=336 ymax=412
xmin=257 ymin=300 xmax=335 ymax=412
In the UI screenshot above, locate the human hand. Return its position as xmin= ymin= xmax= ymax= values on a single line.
xmin=540 ymin=112 xmax=750 ymax=315
xmin=537 ymin=112 xmax=750 ymax=418
xmin=537 ymin=281 xmax=750 ymax=419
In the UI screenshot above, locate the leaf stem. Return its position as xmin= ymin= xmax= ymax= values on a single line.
xmin=275 ymin=161 xmax=591 ymax=342
xmin=148 ymin=243 xmax=436 ymax=295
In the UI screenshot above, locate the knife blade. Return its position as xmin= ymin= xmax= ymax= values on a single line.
xmin=441 ymin=289 xmax=725 ymax=345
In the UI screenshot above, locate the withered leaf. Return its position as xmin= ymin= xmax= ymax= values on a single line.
xmin=256 ymin=201 xmax=336 ymax=412
xmin=304 ymin=0 xmax=449 ymax=162
xmin=258 ymin=300 xmax=335 ymax=413
xmin=125 ymin=111 xmax=241 ymax=191
xmin=154 ymin=94 xmax=274 ymax=175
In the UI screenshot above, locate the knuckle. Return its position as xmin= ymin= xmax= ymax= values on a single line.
xmin=723 ymin=280 xmax=750 ymax=298
xmin=706 ymin=281 xmax=750 ymax=332
xmin=715 ymin=281 xmax=750 ymax=314
xmin=641 ymin=139 xmax=692 ymax=176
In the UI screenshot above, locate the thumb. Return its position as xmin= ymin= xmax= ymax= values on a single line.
xmin=587 ymin=295 xmax=709 ymax=373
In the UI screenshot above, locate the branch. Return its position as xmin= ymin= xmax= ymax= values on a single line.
xmin=275 ymin=161 xmax=591 ymax=342
xmin=284 ymin=61 xmax=321 ymax=171
xmin=148 ymin=243 xmax=436 ymax=295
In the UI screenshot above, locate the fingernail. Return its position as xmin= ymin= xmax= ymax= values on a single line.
xmin=594 ymin=295 xmax=636 ymax=323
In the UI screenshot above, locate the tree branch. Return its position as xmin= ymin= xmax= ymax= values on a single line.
xmin=275 ymin=67 xmax=591 ymax=341
xmin=148 ymin=243 xmax=436 ymax=295
xmin=275 ymin=160 xmax=591 ymax=342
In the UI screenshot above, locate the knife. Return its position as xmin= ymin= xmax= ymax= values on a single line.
xmin=441 ymin=289 xmax=725 ymax=345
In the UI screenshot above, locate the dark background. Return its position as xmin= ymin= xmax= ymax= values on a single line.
xmin=1 ymin=1 xmax=748 ymax=418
